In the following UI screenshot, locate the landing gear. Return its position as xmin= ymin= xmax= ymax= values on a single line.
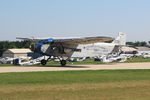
xmin=41 ymin=59 xmax=47 ymax=65
xmin=40 ymin=56 xmax=67 ymax=66
xmin=41 ymin=56 xmax=51 ymax=66
xmin=60 ymin=60 xmax=66 ymax=66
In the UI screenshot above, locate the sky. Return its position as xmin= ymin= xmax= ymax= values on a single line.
xmin=0 ymin=0 xmax=150 ymax=41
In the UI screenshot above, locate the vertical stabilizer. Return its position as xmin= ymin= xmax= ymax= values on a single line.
xmin=112 ymin=32 xmax=126 ymax=45
xmin=146 ymin=41 xmax=150 ymax=46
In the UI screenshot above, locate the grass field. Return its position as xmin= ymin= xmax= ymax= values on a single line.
xmin=0 ymin=70 xmax=150 ymax=100
xmin=0 ymin=64 xmax=14 ymax=66
xmin=125 ymin=57 xmax=150 ymax=63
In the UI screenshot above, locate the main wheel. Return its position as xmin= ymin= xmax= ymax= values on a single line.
xmin=41 ymin=59 xmax=47 ymax=65
xmin=60 ymin=60 xmax=66 ymax=66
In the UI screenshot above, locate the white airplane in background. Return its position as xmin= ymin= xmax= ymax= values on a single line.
xmin=17 ymin=35 xmax=113 ymax=66
xmin=71 ymin=32 xmax=126 ymax=58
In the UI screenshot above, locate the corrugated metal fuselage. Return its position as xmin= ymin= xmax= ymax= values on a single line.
xmin=36 ymin=42 xmax=119 ymax=58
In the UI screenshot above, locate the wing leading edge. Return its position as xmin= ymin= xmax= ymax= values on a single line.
xmin=54 ymin=36 xmax=113 ymax=44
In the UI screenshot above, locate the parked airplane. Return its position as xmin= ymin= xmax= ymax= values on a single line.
xmin=98 ymin=54 xmax=128 ymax=63
xmin=17 ymin=35 xmax=113 ymax=66
xmin=71 ymin=32 xmax=126 ymax=58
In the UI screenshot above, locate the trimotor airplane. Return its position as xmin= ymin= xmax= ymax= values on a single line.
xmin=17 ymin=35 xmax=113 ymax=66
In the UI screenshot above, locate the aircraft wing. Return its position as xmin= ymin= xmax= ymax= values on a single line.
xmin=17 ymin=36 xmax=113 ymax=44
xmin=54 ymin=36 xmax=113 ymax=44
xmin=16 ymin=37 xmax=32 ymax=41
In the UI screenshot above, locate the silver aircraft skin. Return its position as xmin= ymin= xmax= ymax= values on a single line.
xmin=17 ymin=35 xmax=113 ymax=66
xmin=71 ymin=32 xmax=126 ymax=58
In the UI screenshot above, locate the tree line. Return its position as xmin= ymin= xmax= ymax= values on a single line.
xmin=126 ymin=41 xmax=150 ymax=47
xmin=0 ymin=41 xmax=150 ymax=57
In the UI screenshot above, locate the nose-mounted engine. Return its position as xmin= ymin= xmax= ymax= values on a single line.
xmin=30 ymin=43 xmax=43 ymax=53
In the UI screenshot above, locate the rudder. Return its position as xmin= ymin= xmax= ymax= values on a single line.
xmin=112 ymin=32 xmax=126 ymax=45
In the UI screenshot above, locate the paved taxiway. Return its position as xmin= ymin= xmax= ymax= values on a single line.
xmin=0 ymin=62 xmax=150 ymax=73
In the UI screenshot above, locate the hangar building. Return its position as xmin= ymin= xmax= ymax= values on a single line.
xmin=2 ymin=49 xmax=32 ymax=58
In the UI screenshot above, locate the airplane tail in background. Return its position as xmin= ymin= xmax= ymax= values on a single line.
xmin=112 ymin=32 xmax=126 ymax=45
xmin=146 ymin=41 xmax=150 ymax=46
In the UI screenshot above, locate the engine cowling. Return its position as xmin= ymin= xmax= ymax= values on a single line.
xmin=30 ymin=43 xmax=43 ymax=53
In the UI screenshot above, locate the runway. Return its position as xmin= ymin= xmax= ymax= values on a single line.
xmin=0 ymin=62 xmax=150 ymax=73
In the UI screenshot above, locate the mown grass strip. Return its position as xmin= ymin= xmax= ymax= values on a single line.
xmin=0 ymin=70 xmax=150 ymax=85
xmin=0 ymin=70 xmax=150 ymax=100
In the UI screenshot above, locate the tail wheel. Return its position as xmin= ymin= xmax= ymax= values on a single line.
xmin=60 ymin=60 xmax=66 ymax=66
xmin=41 ymin=59 xmax=47 ymax=65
